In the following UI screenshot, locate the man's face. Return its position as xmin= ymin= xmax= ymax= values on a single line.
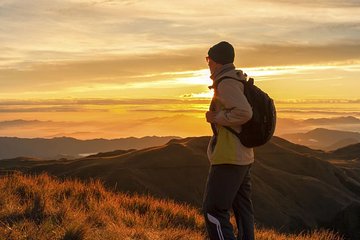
xmin=206 ymin=56 xmax=219 ymax=75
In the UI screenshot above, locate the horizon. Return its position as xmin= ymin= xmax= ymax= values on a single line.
xmin=1 ymin=0 xmax=360 ymax=139
xmin=0 ymin=124 xmax=358 ymax=140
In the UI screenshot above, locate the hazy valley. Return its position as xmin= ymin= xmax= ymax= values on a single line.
xmin=0 ymin=136 xmax=178 ymax=160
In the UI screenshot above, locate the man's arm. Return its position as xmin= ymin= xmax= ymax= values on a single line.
xmin=214 ymin=79 xmax=252 ymax=126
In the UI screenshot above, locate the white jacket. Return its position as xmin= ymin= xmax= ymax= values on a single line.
xmin=207 ymin=67 xmax=254 ymax=165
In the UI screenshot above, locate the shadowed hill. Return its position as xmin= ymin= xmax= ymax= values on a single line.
xmin=0 ymin=173 xmax=343 ymax=240
xmin=1 ymin=136 xmax=360 ymax=239
xmin=253 ymin=138 xmax=360 ymax=237
xmin=268 ymin=136 xmax=329 ymax=159
xmin=331 ymin=143 xmax=360 ymax=160
xmin=27 ymin=137 xmax=210 ymax=206
xmin=328 ymin=143 xmax=360 ymax=193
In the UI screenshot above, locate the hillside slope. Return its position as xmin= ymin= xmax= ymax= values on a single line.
xmin=0 ymin=173 xmax=343 ymax=240
xmin=1 ymin=136 xmax=360 ymax=239
xmin=0 ymin=173 xmax=205 ymax=240
xmin=331 ymin=143 xmax=360 ymax=160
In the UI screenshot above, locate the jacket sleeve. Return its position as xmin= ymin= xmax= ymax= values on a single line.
xmin=214 ymin=79 xmax=253 ymax=127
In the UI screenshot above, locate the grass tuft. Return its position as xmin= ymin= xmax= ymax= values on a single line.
xmin=62 ymin=224 xmax=87 ymax=240
xmin=26 ymin=193 xmax=47 ymax=224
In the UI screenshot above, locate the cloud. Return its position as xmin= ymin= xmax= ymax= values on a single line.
xmin=236 ymin=44 xmax=360 ymax=68
xmin=0 ymin=118 xmax=105 ymax=139
xmin=2 ymin=115 xmax=359 ymax=140
xmin=259 ymin=0 xmax=360 ymax=8
xmin=275 ymin=99 xmax=360 ymax=104
xmin=275 ymin=116 xmax=360 ymax=135
xmin=1 ymin=0 xmax=360 ymax=99
xmin=0 ymin=98 xmax=209 ymax=120
xmin=128 ymin=109 xmax=205 ymax=113
xmin=0 ymin=114 xmax=211 ymax=139
xmin=303 ymin=116 xmax=360 ymax=125
xmin=0 ymin=0 xmax=359 ymax=131
xmin=99 ymin=114 xmax=211 ymax=137
xmin=0 ymin=49 xmax=208 ymax=95
xmin=1 ymin=0 xmax=359 ymax=69
xmin=278 ymin=109 xmax=360 ymax=117
xmin=0 ymin=119 xmax=50 ymax=128
xmin=0 ymin=119 xmax=81 ymax=129
xmin=0 ymin=106 xmax=107 ymax=113
xmin=0 ymin=98 xmax=209 ymax=106
xmin=1 ymin=43 xmax=359 ymax=97
xmin=0 ymin=119 xmax=90 ymax=129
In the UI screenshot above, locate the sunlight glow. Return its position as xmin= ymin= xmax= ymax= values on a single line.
xmin=1 ymin=0 xmax=359 ymax=138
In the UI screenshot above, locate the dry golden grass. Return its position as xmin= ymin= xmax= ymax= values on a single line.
xmin=0 ymin=173 xmax=343 ymax=240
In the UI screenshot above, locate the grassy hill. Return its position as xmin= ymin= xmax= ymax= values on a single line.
xmin=1 ymin=136 xmax=360 ymax=238
xmin=0 ymin=173 xmax=343 ymax=240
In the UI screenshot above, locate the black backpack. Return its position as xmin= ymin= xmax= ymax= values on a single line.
xmin=212 ymin=76 xmax=276 ymax=148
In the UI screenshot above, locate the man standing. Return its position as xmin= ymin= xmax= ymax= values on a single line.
xmin=203 ymin=41 xmax=255 ymax=240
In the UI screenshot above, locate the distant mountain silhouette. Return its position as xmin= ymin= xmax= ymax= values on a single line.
xmin=303 ymin=116 xmax=360 ymax=125
xmin=0 ymin=136 xmax=179 ymax=160
xmin=331 ymin=142 xmax=360 ymax=160
xmin=281 ymin=128 xmax=360 ymax=151
xmin=1 ymin=136 xmax=360 ymax=238
xmin=276 ymin=116 xmax=360 ymax=136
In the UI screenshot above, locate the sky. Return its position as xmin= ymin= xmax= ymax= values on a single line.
xmin=0 ymin=0 xmax=360 ymax=138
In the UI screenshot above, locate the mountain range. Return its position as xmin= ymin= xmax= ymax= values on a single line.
xmin=1 ymin=136 xmax=360 ymax=239
xmin=0 ymin=136 xmax=178 ymax=160
xmin=281 ymin=128 xmax=360 ymax=151
xmin=276 ymin=116 xmax=360 ymax=136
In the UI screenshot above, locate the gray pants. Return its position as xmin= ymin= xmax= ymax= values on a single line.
xmin=203 ymin=164 xmax=254 ymax=240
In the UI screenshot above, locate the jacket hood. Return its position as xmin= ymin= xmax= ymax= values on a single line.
xmin=208 ymin=64 xmax=248 ymax=89
xmin=208 ymin=69 xmax=247 ymax=90
xmin=217 ymin=69 xmax=247 ymax=82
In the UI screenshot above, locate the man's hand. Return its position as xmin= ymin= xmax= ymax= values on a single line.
xmin=206 ymin=111 xmax=218 ymax=123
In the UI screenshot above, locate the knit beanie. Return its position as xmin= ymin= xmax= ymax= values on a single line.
xmin=208 ymin=41 xmax=235 ymax=64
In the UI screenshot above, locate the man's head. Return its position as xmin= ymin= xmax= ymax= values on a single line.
xmin=206 ymin=41 xmax=235 ymax=74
